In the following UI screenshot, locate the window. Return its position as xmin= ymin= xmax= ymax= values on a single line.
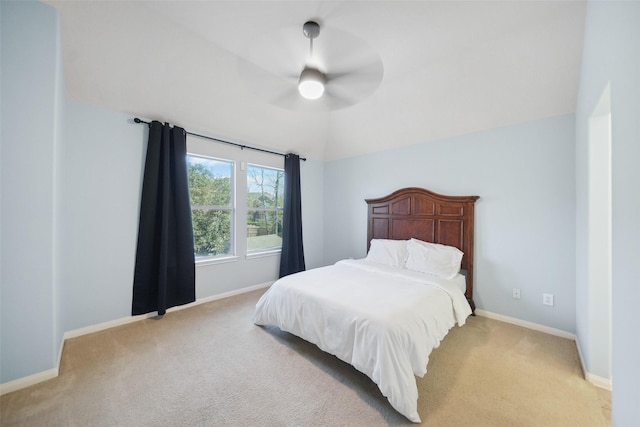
xmin=247 ymin=164 xmax=284 ymax=253
xmin=186 ymin=154 xmax=234 ymax=259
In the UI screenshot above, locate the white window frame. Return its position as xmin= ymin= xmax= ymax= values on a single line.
xmin=186 ymin=153 xmax=236 ymax=265
xmin=246 ymin=163 xmax=284 ymax=257
xmin=186 ymin=133 xmax=285 ymax=266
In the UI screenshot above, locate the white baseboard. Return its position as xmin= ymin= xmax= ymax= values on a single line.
xmin=63 ymin=281 xmax=272 ymax=341
xmin=475 ymin=309 xmax=576 ymax=340
xmin=0 ymin=282 xmax=272 ymax=396
xmin=7 ymin=290 xmax=611 ymax=396
xmin=62 ymin=312 xmax=158 ymax=341
xmin=0 ymin=368 xmax=59 ymax=396
xmin=176 ymin=281 xmax=273 ymax=310
xmin=475 ymin=309 xmax=612 ymax=390
xmin=574 ymin=335 xmax=613 ymax=391
xmin=585 ymin=372 xmax=612 ymax=390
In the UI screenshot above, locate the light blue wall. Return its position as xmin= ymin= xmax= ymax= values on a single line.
xmin=59 ymin=100 xmax=147 ymax=331
xmin=5 ymin=5 xmax=637 ymax=427
xmin=299 ymin=158 xmax=324 ymax=270
xmin=52 ymin=0 xmax=66 ymax=378
xmin=0 ymin=1 xmax=325 ymax=385
xmin=0 ymin=1 xmax=64 ymax=383
xmin=324 ymin=115 xmax=577 ymax=333
xmin=60 ymin=99 xmax=325 ymax=331
xmin=575 ymin=4 xmax=612 ymax=384
xmin=576 ymin=1 xmax=640 ymax=425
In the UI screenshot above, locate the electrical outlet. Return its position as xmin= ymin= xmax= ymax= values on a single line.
xmin=543 ymin=293 xmax=554 ymax=306
xmin=512 ymin=288 xmax=521 ymax=299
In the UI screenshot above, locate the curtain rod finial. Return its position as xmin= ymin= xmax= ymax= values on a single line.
xmin=133 ymin=117 xmax=151 ymax=127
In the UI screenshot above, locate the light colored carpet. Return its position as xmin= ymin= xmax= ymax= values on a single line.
xmin=1 ymin=288 xmax=610 ymax=426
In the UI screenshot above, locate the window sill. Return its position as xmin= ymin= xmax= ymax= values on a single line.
xmin=245 ymin=250 xmax=281 ymax=260
xmin=195 ymin=255 xmax=239 ymax=267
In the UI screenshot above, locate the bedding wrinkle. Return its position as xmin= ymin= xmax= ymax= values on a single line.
xmin=253 ymin=259 xmax=471 ymax=423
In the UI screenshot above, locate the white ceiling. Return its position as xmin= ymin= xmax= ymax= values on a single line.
xmin=48 ymin=0 xmax=587 ymax=161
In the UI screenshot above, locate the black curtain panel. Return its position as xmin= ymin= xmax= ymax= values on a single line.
xmin=279 ymin=154 xmax=306 ymax=278
xmin=132 ymin=121 xmax=195 ymax=316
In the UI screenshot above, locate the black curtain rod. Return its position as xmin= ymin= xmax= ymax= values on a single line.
xmin=133 ymin=118 xmax=306 ymax=161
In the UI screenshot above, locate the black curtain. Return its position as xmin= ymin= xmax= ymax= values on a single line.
xmin=132 ymin=121 xmax=195 ymax=316
xmin=279 ymin=154 xmax=306 ymax=278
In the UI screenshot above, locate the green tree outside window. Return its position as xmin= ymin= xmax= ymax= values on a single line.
xmin=187 ymin=155 xmax=233 ymax=258
xmin=247 ymin=164 xmax=284 ymax=252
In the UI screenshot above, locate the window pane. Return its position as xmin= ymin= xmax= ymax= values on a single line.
xmin=187 ymin=155 xmax=232 ymax=206
xmin=192 ymin=209 xmax=232 ymax=257
xmin=247 ymin=165 xmax=284 ymax=209
xmin=247 ymin=163 xmax=284 ymax=253
xmin=187 ymin=154 xmax=233 ymax=258
xmin=247 ymin=210 xmax=282 ymax=252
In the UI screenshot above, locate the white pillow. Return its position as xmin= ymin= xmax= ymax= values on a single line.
xmin=365 ymin=239 xmax=408 ymax=268
xmin=405 ymin=238 xmax=463 ymax=279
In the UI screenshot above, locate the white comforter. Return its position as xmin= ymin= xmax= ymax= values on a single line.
xmin=253 ymin=259 xmax=472 ymax=422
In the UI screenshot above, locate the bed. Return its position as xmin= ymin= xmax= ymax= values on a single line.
xmin=253 ymin=187 xmax=479 ymax=422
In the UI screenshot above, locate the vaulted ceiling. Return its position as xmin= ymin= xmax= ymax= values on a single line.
xmin=48 ymin=1 xmax=586 ymax=161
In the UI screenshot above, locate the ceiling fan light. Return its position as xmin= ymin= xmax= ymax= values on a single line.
xmin=298 ymin=67 xmax=326 ymax=100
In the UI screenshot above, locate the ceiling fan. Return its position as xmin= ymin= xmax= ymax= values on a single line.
xmin=297 ymin=21 xmax=326 ymax=100
xmin=237 ymin=20 xmax=384 ymax=111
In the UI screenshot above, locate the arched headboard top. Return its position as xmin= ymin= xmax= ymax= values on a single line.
xmin=366 ymin=187 xmax=479 ymax=309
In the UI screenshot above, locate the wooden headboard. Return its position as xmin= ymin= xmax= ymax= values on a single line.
xmin=366 ymin=187 xmax=479 ymax=311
